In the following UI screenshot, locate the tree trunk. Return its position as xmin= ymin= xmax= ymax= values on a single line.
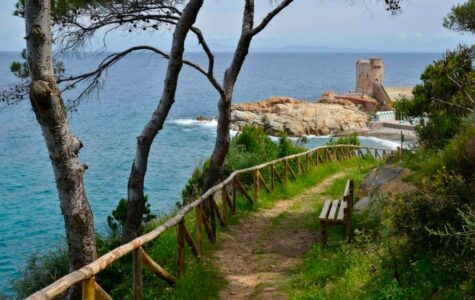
xmin=122 ymin=0 xmax=204 ymax=242
xmin=204 ymin=0 xmax=293 ymax=193
xmin=24 ymin=0 xmax=97 ymax=298
xmin=203 ymin=2 xmax=254 ymax=191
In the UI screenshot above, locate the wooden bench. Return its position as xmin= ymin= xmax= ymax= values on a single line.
xmin=319 ymin=179 xmax=354 ymax=245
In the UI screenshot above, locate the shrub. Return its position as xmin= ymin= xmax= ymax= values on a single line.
xmin=12 ymin=244 xmax=69 ymax=298
xmin=181 ymin=160 xmax=210 ymax=205
xmin=386 ymin=118 xmax=475 ymax=291
xmin=394 ymin=45 xmax=475 ymax=149
xmin=106 ymin=196 xmax=156 ymax=239
xmin=11 ymin=196 xmax=156 ymax=298
xmin=182 ymin=126 xmax=305 ymax=202
xmin=327 ymin=132 xmax=361 ymax=146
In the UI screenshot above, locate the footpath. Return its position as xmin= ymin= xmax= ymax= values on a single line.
xmin=214 ymin=173 xmax=346 ymax=299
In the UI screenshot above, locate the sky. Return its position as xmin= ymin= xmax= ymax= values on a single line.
xmin=0 ymin=0 xmax=474 ymax=52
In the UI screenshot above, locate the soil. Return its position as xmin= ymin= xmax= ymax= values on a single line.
xmin=215 ymin=173 xmax=345 ymax=299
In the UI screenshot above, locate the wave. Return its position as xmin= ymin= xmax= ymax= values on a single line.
xmin=360 ymin=136 xmax=400 ymax=150
xmin=172 ymin=118 xmax=217 ymax=128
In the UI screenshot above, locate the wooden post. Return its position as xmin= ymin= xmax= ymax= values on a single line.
xmin=201 ymin=210 xmax=215 ymax=243
xmin=319 ymin=223 xmax=327 ymax=246
xmin=209 ymin=196 xmax=216 ymax=238
xmin=271 ymin=164 xmax=275 ymax=190
xmin=258 ymin=172 xmax=271 ymax=193
xmin=141 ymin=251 xmax=177 ymax=286
xmin=284 ymin=159 xmax=288 ymax=183
xmin=367 ymin=148 xmax=373 ymax=159
xmin=235 ymin=176 xmax=254 ymax=204
xmin=232 ymin=177 xmax=237 ymax=213
xmin=195 ymin=203 xmax=203 ymax=258
xmin=132 ymin=248 xmax=143 ymax=300
xmin=346 ymin=179 xmax=354 ymax=242
xmin=306 ymin=153 xmax=310 ymax=171
xmin=82 ymin=276 xmax=95 ymax=300
xmin=95 ymin=283 xmax=113 ymax=300
xmin=177 ymin=219 xmax=185 ymax=276
xmin=254 ymin=170 xmax=260 ymax=201
xmin=297 ymin=156 xmax=301 ymax=174
xmin=183 ymin=225 xmax=199 ymax=258
xmin=221 ymin=187 xmax=228 ymax=225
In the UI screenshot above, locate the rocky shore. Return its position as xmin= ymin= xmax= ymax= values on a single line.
xmin=230 ymin=96 xmax=370 ymax=137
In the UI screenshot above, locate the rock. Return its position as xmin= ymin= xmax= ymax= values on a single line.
xmin=318 ymin=91 xmax=355 ymax=107
xmin=196 ymin=115 xmax=215 ymax=122
xmin=354 ymin=165 xmax=416 ymax=211
xmin=231 ymin=96 xmax=370 ymax=137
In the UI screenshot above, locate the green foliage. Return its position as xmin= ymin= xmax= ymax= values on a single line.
xmin=106 ymin=196 xmax=156 ymax=238
xmin=224 ymin=126 xmax=279 ymax=173
xmin=444 ymin=0 xmax=475 ymax=34
xmin=10 ymin=49 xmax=29 ymax=79
xmin=394 ymin=45 xmax=475 ymax=149
xmin=182 ymin=126 xmax=305 ymax=203
xmin=11 ymin=244 xmax=69 ymax=298
xmin=13 ymin=0 xmax=97 ymax=18
xmin=391 ymin=170 xmax=473 ymax=252
xmin=326 ymin=132 xmax=361 ymax=146
xmin=181 ymin=160 xmax=210 ymax=204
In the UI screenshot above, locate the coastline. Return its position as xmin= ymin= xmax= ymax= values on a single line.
xmin=174 ymin=118 xmax=406 ymax=149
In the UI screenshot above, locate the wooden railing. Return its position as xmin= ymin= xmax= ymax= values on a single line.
xmin=26 ymin=145 xmax=394 ymax=300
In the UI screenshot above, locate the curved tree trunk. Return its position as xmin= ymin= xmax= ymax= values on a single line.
xmin=122 ymin=0 xmax=204 ymax=242
xmin=204 ymin=0 xmax=293 ymax=192
xmin=203 ymin=2 xmax=254 ymax=191
xmin=24 ymin=0 xmax=97 ymax=298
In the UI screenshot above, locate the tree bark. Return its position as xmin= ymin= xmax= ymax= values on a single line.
xmin=122 ymin=0 xmax=204 ymax=242
xmin=24 ymin=0 xmax=97 ymax=298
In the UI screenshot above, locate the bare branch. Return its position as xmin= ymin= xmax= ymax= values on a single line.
xmin=58 ymin=45 xmax=224 ymax=109
xmin=251 ymin=0 xmax=294 ymax=36
xmin=447 ymin=74 xmax=475 ymax=104
xmin=53 ymin=1 xmax=184 ymax=50
xmin=432 ymin=97 xmax=474 ymax=113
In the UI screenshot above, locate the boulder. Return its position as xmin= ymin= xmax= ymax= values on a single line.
xmin=231 ymin=96 xmax=370 ymax=137
xmin=319 ymin=91 xmax=355 ymax=107
xmin=354 ymin=165 xmax=416 ymax=211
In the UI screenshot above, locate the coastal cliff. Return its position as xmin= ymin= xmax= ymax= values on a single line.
xmin=230 ymin=96 xmax=370 ymax=137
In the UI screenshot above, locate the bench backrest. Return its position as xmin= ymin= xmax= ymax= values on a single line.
xmin=343 ymin=179 xmax=354 ymax=208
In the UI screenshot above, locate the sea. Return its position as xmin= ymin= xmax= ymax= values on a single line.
xmin=0 ymin=51 xmax=440 ymax=294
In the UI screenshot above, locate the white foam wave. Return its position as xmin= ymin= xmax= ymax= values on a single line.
xmin=360 ymin=136 xmax=400 ymax=150
xmin=173 ymin=118 xmax=217 ymax=128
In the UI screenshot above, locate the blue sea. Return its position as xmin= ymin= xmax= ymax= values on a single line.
xmin=0 ymin=51 xmax=439 ymax=294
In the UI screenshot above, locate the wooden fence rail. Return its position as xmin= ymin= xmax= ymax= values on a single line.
xmin=26 ymin=145 xmax=395 ymax=300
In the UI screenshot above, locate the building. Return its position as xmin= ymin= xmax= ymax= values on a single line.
xmin=355 ymin=58 xmax=390 ymax=105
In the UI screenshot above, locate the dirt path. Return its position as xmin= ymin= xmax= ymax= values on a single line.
xmin=215 ymin=173 xmax=345 ymax=300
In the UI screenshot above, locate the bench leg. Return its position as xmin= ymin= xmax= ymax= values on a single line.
xmin=319 ymin=222 xmax=327 ymax=245
xmin=346 ymin=219 xmax=352 ymax=242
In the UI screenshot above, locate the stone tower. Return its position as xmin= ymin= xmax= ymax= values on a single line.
xmin=355 ymin=57 xmax=384 ymax=96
